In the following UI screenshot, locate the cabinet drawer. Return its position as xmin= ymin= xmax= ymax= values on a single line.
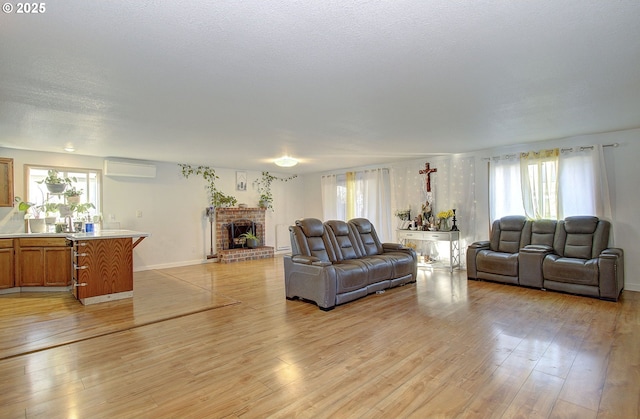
xmin=18 ymin=238 xmax=68 ymax=247
xmin=0 ymin=239 xmax=12 ymax=248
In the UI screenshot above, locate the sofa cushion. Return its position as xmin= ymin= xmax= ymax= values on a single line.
xmin=476 ymin=250 xmax=519 ymax=277
xmin=543 ymin=254 xmax=599 ymax=286
xmin=333 ymin=262 xmax=369 ymax=293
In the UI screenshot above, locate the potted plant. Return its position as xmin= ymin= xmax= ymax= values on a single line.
xmin=37 ymin=169 xmax=76 ymax=194
xmin=14 ymin=196 xmax=46 ymax=233
xmin=71 ymin=202 xmax=95 ymax=221
xmin=239 ymin=231 xmax=260 ymax=249
xmin=63 ymin=186 xmax=83 ymax=204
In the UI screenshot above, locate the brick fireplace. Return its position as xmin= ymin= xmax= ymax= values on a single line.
xmin=215 ymin=207 xmax=274 ymax=263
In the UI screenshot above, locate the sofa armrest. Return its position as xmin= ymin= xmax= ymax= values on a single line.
xmin=601 ymin=248 xmax=623 ymax=258
xmin=599 ymin=248 xmax=624 ymax=300
xmin=521 ymin=244 xmax=553 ymax=253
xmin=292 ymin=255 xmax=320 ymax=265
xmin=382 ymin=242 xmax=404 ymax=251
xmin=468 ymin=241 xmax=490 ymax=249
xmin=466 ymin=241 xmax=490 ymax=279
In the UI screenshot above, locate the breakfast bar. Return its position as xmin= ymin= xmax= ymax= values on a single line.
xmin=0 ymin=230 xmax=149 ymax=305
xmin=67 ymin=230 xmax=149 ymax=305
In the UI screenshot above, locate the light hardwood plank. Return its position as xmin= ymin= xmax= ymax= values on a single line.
xmin=0 ymin=256 xmax=638 ymax=419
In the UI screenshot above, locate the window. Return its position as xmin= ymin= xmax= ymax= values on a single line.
xmin=321 ymin=168 xmax=392 ymax=241
xmin=490 ymin=145 xmax=611 ymax=221
xmin=25 ymin=165 xmax=101 ymax=221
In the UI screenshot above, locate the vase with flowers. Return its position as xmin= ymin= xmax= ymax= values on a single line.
xmin=437 ymin=209 xmax=454 ymax=231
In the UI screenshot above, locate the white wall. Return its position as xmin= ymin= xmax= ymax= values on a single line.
xmin=0 ymin=148 xmax=305 ymax=270
xmin=302 ymin=128 xmax=640 ymax=293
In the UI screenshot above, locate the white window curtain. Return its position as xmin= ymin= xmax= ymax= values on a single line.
xmin=320 ymin=168 xmax=392 ymax=241
xmin=490 ymin=155 xmax=525 ymax=221
xmin=321 ymin=174 xmax=341 ymax=221
xmin=490 ymin=144 xmax=611 ymax=222
xmin=558 ymin=145 xmax=612 ymax=219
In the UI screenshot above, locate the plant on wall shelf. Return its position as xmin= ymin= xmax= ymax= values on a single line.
xmin=253 ymin=171 xmax=297 ymax=210
xmin=179 ymin=164 xmax=238 ymax=208
xmin=37 ymin=169 xmax=76 ymax=194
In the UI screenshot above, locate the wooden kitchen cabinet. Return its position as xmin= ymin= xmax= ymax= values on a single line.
xmin=0 ymin=239 xmax=14 ymax=289
xmin=16 ymin=238 xmax=71 ymax=287
xmin=0 ymin=157 xmax=14 ymax=207
xmin=72 ymin=238 xmax=133 ymax=303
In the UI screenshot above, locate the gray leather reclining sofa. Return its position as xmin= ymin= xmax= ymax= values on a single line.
xmin=284 ymin=218 xmax=418 ymax=310
xmin=467 ymin=215 xmax=624 ymax=301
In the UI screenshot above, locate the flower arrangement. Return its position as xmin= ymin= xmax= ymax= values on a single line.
xmin=437 ymin=209 xmax=454 ymax=219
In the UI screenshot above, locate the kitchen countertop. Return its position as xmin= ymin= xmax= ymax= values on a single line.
xmin=0 ymin=229 xmax=150 ymax=240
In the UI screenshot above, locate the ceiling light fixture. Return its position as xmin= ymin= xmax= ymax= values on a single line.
xmin=63 ymin=143 xmax=75 ymax=152
xmin=274 ymin=156 xmax=298 ymax=167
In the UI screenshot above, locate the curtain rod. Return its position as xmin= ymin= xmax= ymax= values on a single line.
xmin=483 ymin=142 xmax=620 ymax=160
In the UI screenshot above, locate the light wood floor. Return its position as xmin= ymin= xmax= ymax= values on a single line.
xmin=1 ymin=256 xmax=638 ymax=419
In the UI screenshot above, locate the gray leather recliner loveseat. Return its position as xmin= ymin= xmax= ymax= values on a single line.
xmin=467 ymin=215 xmax=624 ymax=301
xmin=284 ymin=218 xmax=417 ymax=310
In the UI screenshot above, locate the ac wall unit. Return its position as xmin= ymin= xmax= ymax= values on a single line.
xmin=104 ymin=159 xmax=156 ymax=178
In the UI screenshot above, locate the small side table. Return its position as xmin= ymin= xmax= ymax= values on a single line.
xmin=397 ymin=229 xmax=461 ymax=272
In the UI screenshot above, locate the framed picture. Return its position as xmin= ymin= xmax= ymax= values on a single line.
xmin=236 ymin=171 xmax=247 ymax=191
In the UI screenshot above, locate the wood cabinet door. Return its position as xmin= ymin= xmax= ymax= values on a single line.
xmin=44 ymin=247 xmax=71 ymax=286
xmin=0 ymin=248 xmax=14 ymax=289
xmin=18 ymin=248 xmax=45 ymax=286
xmin=0 ymin=157 xmax=14 ymax=207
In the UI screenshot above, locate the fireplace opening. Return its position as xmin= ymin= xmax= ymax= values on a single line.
xmin=226 ymin=219 xmax=259 ymax=249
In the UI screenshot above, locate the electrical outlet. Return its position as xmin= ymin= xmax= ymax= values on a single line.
xmin=136 ymin=210 xmax=143 ymax=218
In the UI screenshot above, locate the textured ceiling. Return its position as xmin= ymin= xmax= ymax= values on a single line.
xmin=1 ymin=1 xmax=639 ymax=173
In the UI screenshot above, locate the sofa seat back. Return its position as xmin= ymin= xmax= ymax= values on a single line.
xmin=530 ymin=219 xmax=557 ymax=247
xmin=291 ymin=218 xmax=334 ymax=262
xmin=552 ymin=216 xmax=609 ymax=259
xmin=490 ymin=215 xmax=531 ymax=253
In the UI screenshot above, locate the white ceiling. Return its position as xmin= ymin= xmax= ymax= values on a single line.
xmin=1 ymin=1 xmax=639 ymax=174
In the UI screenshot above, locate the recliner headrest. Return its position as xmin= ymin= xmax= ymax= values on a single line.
xmin=531 ymin=219 xmax=556 ymax=234
xmin=325 ymin=220 xmax=350 ymax=235
xmin=295 ymin=218 xmax=325 ymax=237
xmin=499 ymin=215 xmax=527 ymax=231
xmin=564 ymin=216 xmax=599 ymax=234
xmin=349 ymin=218 xmax=372 ymax=233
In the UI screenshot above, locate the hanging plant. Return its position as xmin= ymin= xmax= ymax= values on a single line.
xmin=253 ymin=171 xmax=297 ymax=210
xmin=179 ymin=164 xmax=238 ymax=208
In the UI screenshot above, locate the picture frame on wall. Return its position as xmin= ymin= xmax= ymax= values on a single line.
xmin=236 ymin=171 xmax=247 ymax=191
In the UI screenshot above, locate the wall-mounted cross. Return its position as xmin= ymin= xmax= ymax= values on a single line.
xmin=419 ymin=162 xmax=437 ymax=192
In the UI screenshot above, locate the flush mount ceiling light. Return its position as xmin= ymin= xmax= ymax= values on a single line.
xmin=63 ymin=143 xmax=75 ymax=152
xmin=274 ymin=156 xmax=298 ymax=167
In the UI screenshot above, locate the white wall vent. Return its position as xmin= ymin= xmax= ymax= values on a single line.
xmin=104 ymin=159 xmax=156 ymax=178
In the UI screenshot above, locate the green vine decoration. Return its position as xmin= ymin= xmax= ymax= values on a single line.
xmin=254 ymin=171 xmax=297 ymax=210
xmin=179 ymin=164 xmax=238 ymax=208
